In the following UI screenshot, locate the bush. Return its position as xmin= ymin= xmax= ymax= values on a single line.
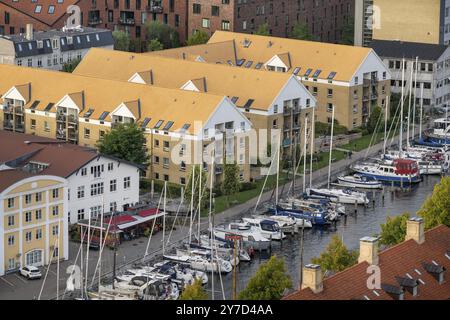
xmin=315 ymin=121 xmax=348 ymax=136
xmin=240 ymin=182 xmax=257 ymax=192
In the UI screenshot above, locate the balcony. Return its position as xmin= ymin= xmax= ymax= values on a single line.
xmin=147 ymin=4 xmax=163 ymax=13
xmin=119 ymin=17 xmax=135 ymax=25
xmin=363 ymin=79 xmax=371 ymax=87
xmin=88 ymin=18 xmax=103 ymax=26
xmin=56 ymin=113 xmax=78 ymax=124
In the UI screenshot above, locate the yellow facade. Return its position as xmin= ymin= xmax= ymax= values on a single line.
xmin=0 ymin=175 xmax=68 ymax=276
xmin=372 ymin=0 xmax=442 ymax=45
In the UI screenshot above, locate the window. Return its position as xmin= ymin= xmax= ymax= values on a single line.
xmin=77 ymin=209 xmax=85 ymax=220
xmin=52 ymin=205 xmax=59 ymax=216
xmin=52 ymin=188 xmax=59 ymax=199
xmin=163 ymin=140 xmax=170 ymax=151
xmin=52 ymin=225 xmax=59 ymax=236
xmin=84 ymin=128 xmax=90 ymax=139
xmin=327 ymin=103 xmax=333 ymax=112
xmin=124 ymin=177 xmax=131 ymax=189
xmin=7 ymin=197 xmax=14 ymax=208
xmin=35 ymin=192 xmax=42 ymax=202
xmin=25 ymin=211 xmax=32 ymax=222
xmin=110 ymin=179 xmax=117 ymax=192
xmin=90 ymin=182 xmax=104 ymax=196
xmin=109 ymin=202 xmax=117 ymax=212
xmin=212 ymin=6 xmax=219 ymax=16
xmin=193 ymin=3 xmax=201 ymax=14
xmin=7 ymin=215 xmax=14 ymax=227
xmin=327 ymin=89 xmax=333 ymax=97
xmin=53 ymin=247 xmax=59 ymax=258
xmin=31 ymin=119 xmax=36 ymax=129
xmin=108 ymin=162 xmax=114 ymax=171
xmin=77 ymin=186 xmax=85 ymax=199
xmin=35 ymin=209 xmax=42 ymax=220
xmin=202 ymin=18 xmax=210 ymax=28
xmin=90 ymin=205 xmax=102 ymax=218
xmin=180 ymin=177 xmax=186 ymax=185
xmin=36 ymin=229 xmax=42 ymax=240
xmin=26 ymin=231 xmax=32 ymax=242
xmin=163 ymin=157 xmax=170 ymax=168
xmin=48 ymin=5 xmax=55 ymax=13
xmin=81 ymin=168 xmax=87 ymax=176
xmin=35 ymin=5 xmax=42 ymax=13
xmin=154 ymin=139 xmax=160 ymax=148
xmin=221 ymin=20 xmax=230 ymax=30
xmin=8 ymin=235 xmax=14 ymax=246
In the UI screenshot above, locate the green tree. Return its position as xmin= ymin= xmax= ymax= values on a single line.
xmin=186 ymin=31 xmax=210 ymax=46
xmin=418 ymin=177 xmax=450 ymax=229
xmin=239 ymin=255 xmax=292 ymax=300
xmin=112 ymin=30 xmax=131 ymax=51
xmin=184 ymin=165 xmax=208 ymax=210
xmin=147 ymin=39 xmax=164 ymax=52
xmin=61 ymin=58 xmax=81 ymax=73
xmin=379 ymin=213 xmax=410 ymax=246
xmin=311 ymin=235 xmax=358 ymax=273
xmin=222 ymin=163 xmax=240 ymax=206
xmin=96 ymin=123 xmax=149 ymax=167
xmin=339 ymin=17 xmax=354 ymax=45
xmin=291 ymin=22 xmax=314 ymax=41
xmin=366 ymin=105 xmax=383 ymax=134
xmin=145 ymin=21 xmax=180 ymax=49
xmin=256 ymin=23 xmax=270 ymax=36
xmin=180 ymin=279 xmax=208 ymax=300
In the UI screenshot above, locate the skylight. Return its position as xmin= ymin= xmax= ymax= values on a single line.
xmin=163 ymin=121 xmax=174 ymax=131
xmin=293 ymin=67 xmax=301 ymax=76
xmin=154 ymin=120 xmax=164 ymax=129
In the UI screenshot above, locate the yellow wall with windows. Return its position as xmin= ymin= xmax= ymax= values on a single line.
xmin=373 ymin=0 xmax=442 ymax=44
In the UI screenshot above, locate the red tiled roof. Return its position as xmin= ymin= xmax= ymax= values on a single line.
xmin=284 ymin=225 xmax=450 ymax=300
xmin=0 ymin=130 xmax=97 ymax=177
xmin=0 ymin=0 xmax=79 ymax=27
xmin=138 ymin=208 xmax=159 ymax=217
xmin=0 ymin=169 xmax=35 ymax=192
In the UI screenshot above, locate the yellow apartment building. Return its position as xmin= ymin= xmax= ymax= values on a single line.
xmin=0 ymin=169 xmax=68 ymax=276
xmin=152 ymin=31 xmax=392 ymax=129
xmin=73 ymin=48 xmax=317 ymax=162
xmin=0 ymin=64 xmax=253 ymax=186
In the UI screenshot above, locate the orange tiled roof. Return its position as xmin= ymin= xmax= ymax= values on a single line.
xmin=284 ymin=225 xmax=450 ymax=300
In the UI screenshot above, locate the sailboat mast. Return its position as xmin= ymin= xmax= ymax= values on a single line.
xmin=209 ymin=156 xmax=214 ymax=300
xmin=56 ymin=219 xmax=61 ymax=299
xmin=383 ymin=96 xmax=389 ymax=154
xmin=419 ymin=83 xmax=424 ymax=140
xmin=189 ymin=165 xmax=195 ymax=244
xmin=302 ymin=117 xmax=308 ymax=193
xmin=98 ymin=195 xmax=104 ymax=297
xmin=275 ymin=134 xmax=281 ymax=205
xmin=399 ymin=58 xmax=405 ymax=153
xmin=327 ymin=105 xmax=335 ymax=189
xmin=162 ymin=181 xmax=167 ymax=256
xmin=309 ymin=108 xmax=315 ymax=190
xmin=84 ymin=208 xmax=91 ymax=295
xmin=406 ymin=60 xmax=414 ymax=146
xmin=411 ymin=56 xmax=418 ymax=142
xmin=198 ymin=163 xmax=202 ymax=241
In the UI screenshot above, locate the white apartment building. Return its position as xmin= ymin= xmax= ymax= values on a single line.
xmin=0 ymin=130 xmax=140 ymax=224
xmin=0 ymin=24 xmax=113 ymax=70
xmin=370 ymin=40 xmax=450 ymax=109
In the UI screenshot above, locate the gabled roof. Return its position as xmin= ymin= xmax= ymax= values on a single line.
xmin=284 ymin=225 xmax=450 ymax=300
xmin=0 ymin=64 xmax=228 ymax=134
xmin=369 ymin=39 xmax=449 ymax=61
xmin=189 ymin=78 xmax=207 ymax=92
xmin=0 ymin=130 xmax=141 ymax=179
xmin=204 ymin=31 xmax=373 ymax=82
xmin=73 ymin=48 xmax=303 ymax=111
xmin=0 ymin=169 xmax=36 ymax=193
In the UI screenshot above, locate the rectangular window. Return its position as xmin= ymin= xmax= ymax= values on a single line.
xmin=77 ymin=186 xmax=85 ymax=199
xmin=7 ymin=215 xmax=14 ymax=226
xmin=123 ymin=177 xmax=131 ymax=189
xmin=193 ymin=3 xmax=201 ymax=14
xmin=90 ymin=182 xmax=104 ymax=196
xmin=7 ymin=197 xmax=14 ymax=208
xmin=36 ymin=229 xmax=42 ymax=240
xmin=52 ymin=188 xmax=59 ymax=199
xmin=35 ymin=209 xmax=42 ymax=220
xmin=35 ymin=192 xmax=42 ymax=202
xmin=52 ymin=205 xmax=59 ymax=216
xmin=26 ymin=232 xmax=32 ymax=242
xmin=25 ymin=211 xmax=32 ymax=222
xmin=110 ymin=179 xmax=117 ymax=192
xmin=8 ymin=235 xmax=14 ymax=246
xmin=52 ymin=225 xmax=59 ymax=236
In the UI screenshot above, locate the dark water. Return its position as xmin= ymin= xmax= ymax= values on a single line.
xmin=207 ymin=175 xmax=442 ymax=299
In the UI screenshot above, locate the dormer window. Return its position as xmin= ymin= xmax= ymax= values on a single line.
xmin=422 ymin=262 xmax=446 ymax=284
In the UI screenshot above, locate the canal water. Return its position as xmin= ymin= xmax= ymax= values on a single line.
xmin=207 ymin=175 xmax=442 ymax=299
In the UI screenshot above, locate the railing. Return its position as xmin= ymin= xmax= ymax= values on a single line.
xmin=88 ymin=19 xmax=103 ymax=26
xmin=146 ymin=5 xmax=163 ymax=13
xmin=3 ymin=121 xmax=13 ymax=130
xmin=363 ymin=79 xmax=371 ymax=87
xmin=119 ymin=18 xmax=135 ymax=25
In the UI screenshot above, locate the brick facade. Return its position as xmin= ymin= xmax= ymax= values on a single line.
xmin=187 ymin=0 xmax=355 ymax=43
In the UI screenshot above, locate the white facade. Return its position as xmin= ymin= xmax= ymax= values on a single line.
xmin=382 ymin=47 xmax=450 ymax=109
xmin=66 ymin=156 xmax=140 ymax=224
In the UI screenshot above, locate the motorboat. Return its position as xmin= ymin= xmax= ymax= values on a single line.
xmin=337 ymin=174 xmax=383 ymax=189
xmin=163 ymin=252 xmax=233 ymax=274
xmin=112 ymin=276 xmax=179 ymax=300
xmin=308 ymin=188 xmax=369 ymax=205
xmin=213 ymin=223 xmax=271 ymax=251
xmin=352 ymin=159 xmax=422 ymax=185
xmin=269 ymin=205 xmax=329 ymax=226
xmin=196 ymin=235 xmax=252 ymax=262
xmin=241 ymin=217 xmax=286 ymax=240
xmin=153 ymin=260 xmax=209 ymax=285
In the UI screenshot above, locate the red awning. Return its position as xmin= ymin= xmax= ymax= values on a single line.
xmin=138 ymin=208 xmax=159 ymax=217
xmin=106 ymin=215 xmax=136 ymax=226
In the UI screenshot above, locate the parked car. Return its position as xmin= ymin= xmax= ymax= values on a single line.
xmin=19 ymin=266 xmax=42 ymax=279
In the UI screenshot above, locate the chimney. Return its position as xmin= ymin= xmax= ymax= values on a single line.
xmin=405 ymin=217 xmax=425 ymax=244
xmin=358 ymin=236 xmax=379 ymax=265
xmin=301 ymin=264 xmax=323 ymax=294
xmin=25 ymin=24 xmax=33 ymax=41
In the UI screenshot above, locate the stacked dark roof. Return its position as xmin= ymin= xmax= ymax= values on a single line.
xmin=370 ymin=40 xmax=448 ymax=61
